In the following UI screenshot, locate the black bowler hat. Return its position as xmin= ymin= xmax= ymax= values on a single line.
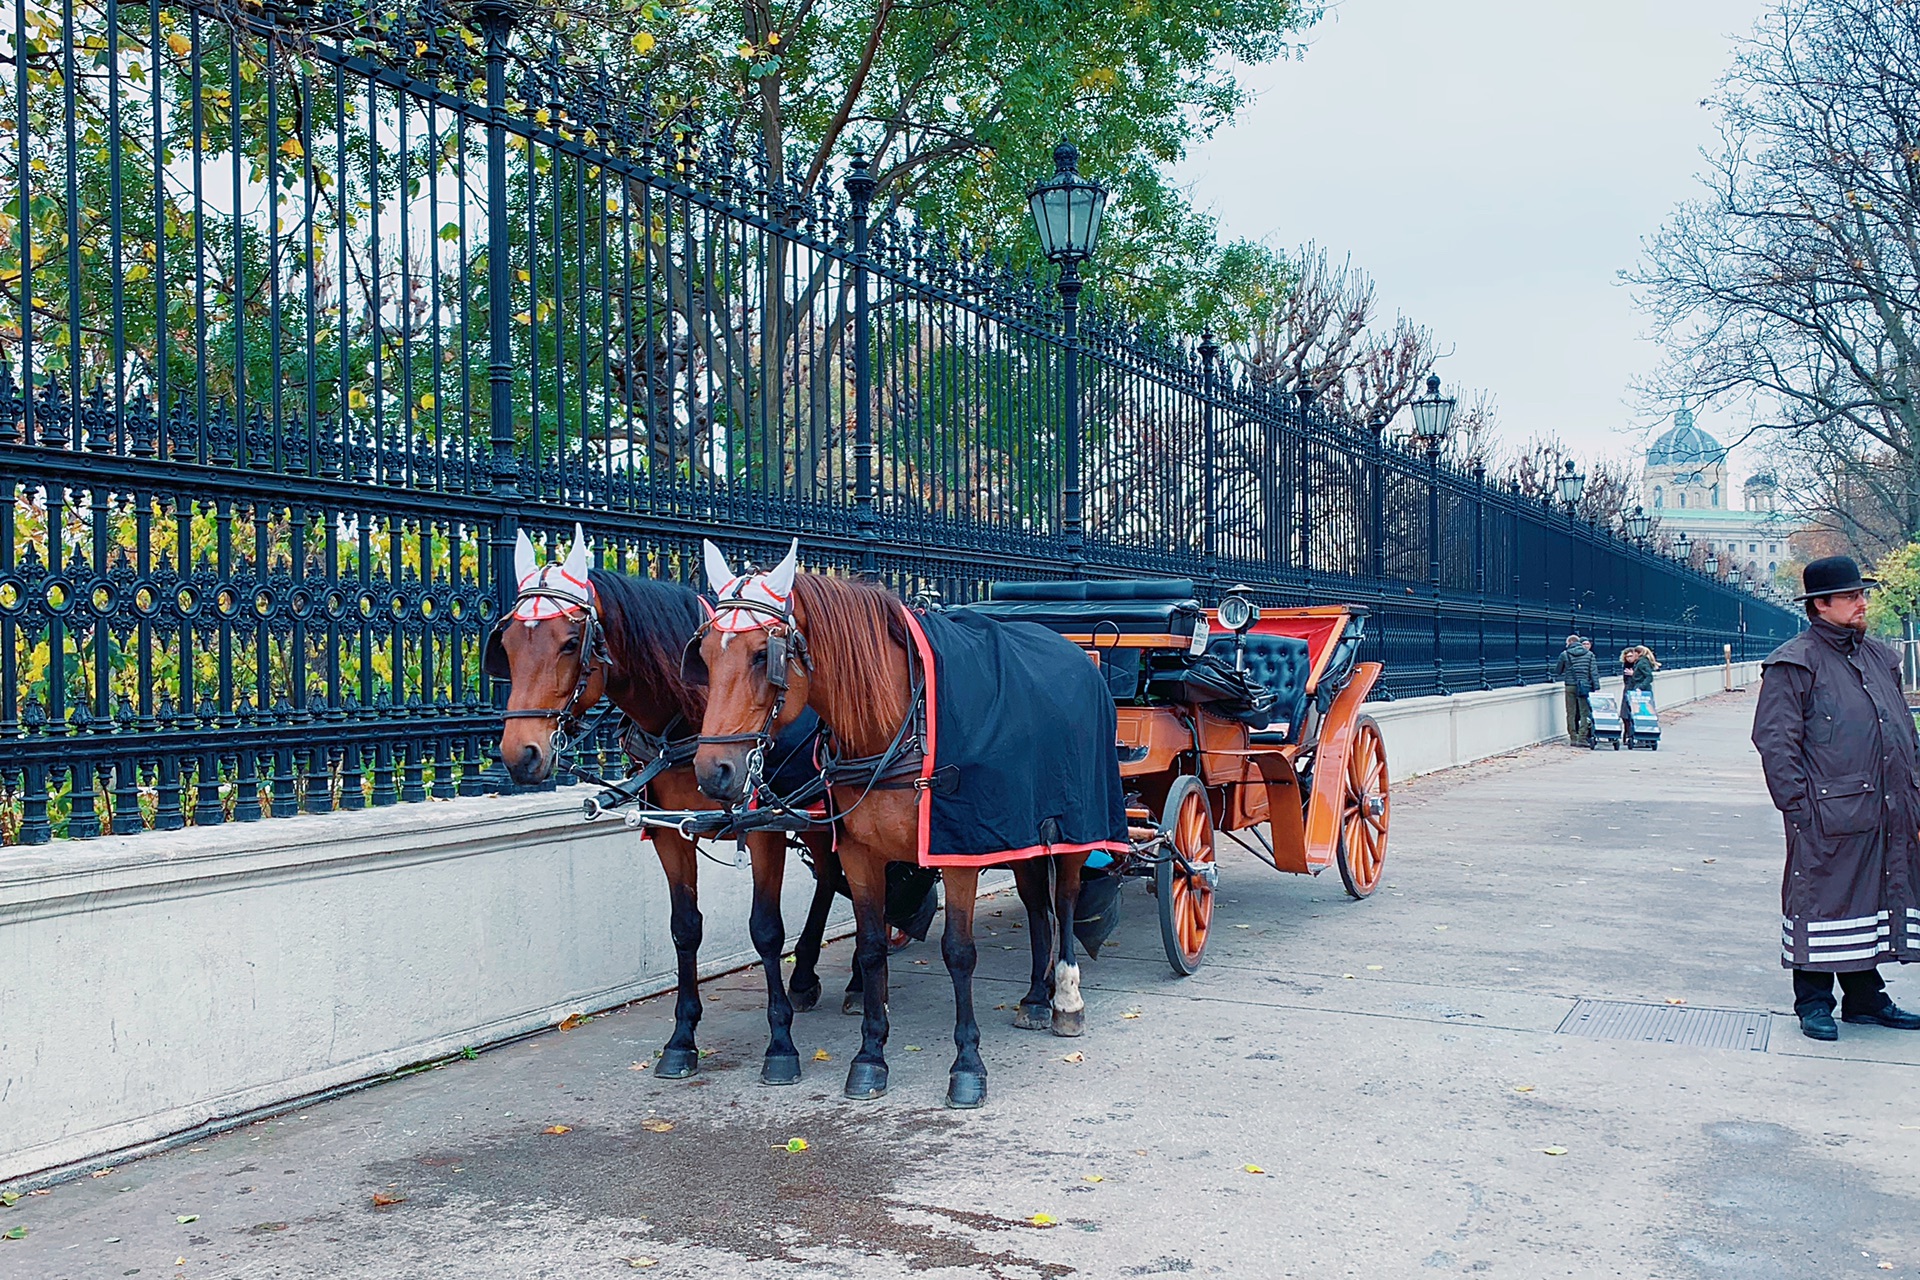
xmin=1795 ymin=555 xmax=1877 ymax=601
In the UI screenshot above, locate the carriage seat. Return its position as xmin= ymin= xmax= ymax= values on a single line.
xmin=1206 ymin=633 xmax=1313 ymax=743
xmin=971 ymin=578 xmax=1202 ymax=635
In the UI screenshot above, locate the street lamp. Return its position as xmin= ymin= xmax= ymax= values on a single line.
xmin=1705 ymin=551 xmax=1720 ymax=577
xmin=1407 ymin=373 xmax=1456 ymax=694
xmin=1675 ymin=531 xmax=1691 ymax=564
xmin=1625 ymin=505 xmax=1651 ymax=543
xmin=1555 ymin=458 xmax=1586 ymax=510
xmin=1728 ymin=566 xmax=1743 ymax=589
xmin=1030 ymin=141 xmax=1108 ymax=574
xmin=1408 ymin=373 xmax=1456 ymax=459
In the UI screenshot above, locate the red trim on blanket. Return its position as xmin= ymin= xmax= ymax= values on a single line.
xmin=898 ymin=610 xmax=1128 ymax=869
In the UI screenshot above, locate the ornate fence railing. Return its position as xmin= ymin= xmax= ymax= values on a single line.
xmin=0 ymin=0 xmax=1797 ymax=842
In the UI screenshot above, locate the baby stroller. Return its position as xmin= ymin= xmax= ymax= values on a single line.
xmin=1623 ymin=690 xmax=1660 ymax=750
xmin=1588 ymin=692 xmax=1624 ymax=750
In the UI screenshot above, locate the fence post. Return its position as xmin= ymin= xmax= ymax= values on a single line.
xmin=1427 ymin=449 xmax=1445 ymax=695
xmin=477 ymin=0 xmax=519 ymax=766
xmin=1059 ymin=264 xmax=1085 ymax=577
xmin=1473 ymin=456 xmax=1488 ymax=689
xmin=1199 ymin=332 xmax=1219 ymax=593
xmin=1296 ymin=391 xmax=1312 ymax=599
xmin=846 ymin=153 xmax=877 ymax=577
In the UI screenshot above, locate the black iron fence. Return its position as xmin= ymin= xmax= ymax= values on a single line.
xmin=0 ymin=0 xmax=1796 ymax=842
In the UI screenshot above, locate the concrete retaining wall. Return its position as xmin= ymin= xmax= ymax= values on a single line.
xmin=0 ymin=659 xmax=1762 ymax=1183
xmin=1367 ymin=660 xmax=1761 ymax=781
xmin=0 ymin=797 xmax=850 ymax=1183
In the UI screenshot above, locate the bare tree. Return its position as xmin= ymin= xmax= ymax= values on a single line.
xmin=1632 ymin=0 xmax=1920 ymax=552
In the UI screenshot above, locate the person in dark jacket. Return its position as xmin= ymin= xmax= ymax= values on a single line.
xmin=1551 ymin=634 xmax=1600 ymax=746
xmin=1752 ymin=556 xmax=1920 ymax=1041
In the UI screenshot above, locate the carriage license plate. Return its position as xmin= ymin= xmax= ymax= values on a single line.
xmin=1188 ymin=618 xmax=1209 ymax=655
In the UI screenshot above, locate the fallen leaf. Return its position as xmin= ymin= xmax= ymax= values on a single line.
xmin=2 ymin=1227 xmax=24 ymax=1240
xmin=176 ymin=1257 xmax=186 ymax=1266
xmin=1243 ymin=1164 xmax=1266 ymax=1175
xmin=1512 ymin=1085 xmax=1535 ymax=1093
xmin=0 ymin=1192 xmax=16 ymax=1207
xmin=813 ymin=1049 xmax=831 ymax=1061
xmin=905 ymin=1045 xmax=923 ymax=1052
xmin=1061 ymin=1051 xmax=1085 ymax=1064
xmin=176 ymin=1214 xmax=199 ymax=1224
xmin=543 ymin=1125 xmax=572 ymax=1135
xmin=1121 ymin=1009 xmax=1141 ymax=1020
xmin=1028 ymin=1213 xmax=1057 ymax=1227
xmin=626 ymin=1259 xmax=660 ymax=1269
xmin=641 ymin=1119 xmax=674 ymax=1133
xmin=1878 ymin=1264 xmax=1893 ymax=1271
xmin=558 ymin=1013 xmax=586 ymax=1031
xmin=630 ymin=1062 xmax=648 ymax=1071
xmin=371 ymin=1193 xmax=406 ymax=1207
xmin=26 ymin=1191 xmax=47 ymax=1198
xmin=1434 ymin=925 xmax=1449 ymax=931
xmin=1083 ymin=1174 xmax=1104 ymax=1183
xmin=1233 ymin=924 xmax=1250 ymax=929
xmin=1341 ymin=973 xmax=1356 ymax=980
xmin=1665 ymin=998 xmax=1687 ymax=1006
xmin=781 ymin=1138 xmax=808 ymax=1153
xmin=1703 ymin=858 xmax=1717 ymax=864
xmin=1366 ymin=965 xmax=1385 ymax=971
xmin=1542 ymin=1147 xmax=1569 ymax=1157
xmin=912 ymin=959 xmax=929 ymax=966
xmin=91 ymin=1168 xmax=114 ymax=1179
xmin=1133 ymin=1149 xmax=1147 ymax=1156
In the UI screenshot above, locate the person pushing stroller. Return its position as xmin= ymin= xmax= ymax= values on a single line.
xmin=1618 ymin=645 xmax=1657 ymax=745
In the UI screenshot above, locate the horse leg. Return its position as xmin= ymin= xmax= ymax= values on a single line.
xmin=940 ymin=867 xmax=987 ymax=1108
xmin=843 ymin=953 xmax=866 ymax=1016
xmin=748 ymin=832 xmax=802 ymax=1086
xmin=840 ymin=852 xmax=892 ymax=1100
xmin=788 ymin=833 xmax=836 ymax=1014
xmin=653 ymin=833 xmax=704 ymax=1078
xmin=1010 ymin=859 xmax=1055 ymax=1031
xmin=1051 ymin=853 xmax=1089 ymax=1038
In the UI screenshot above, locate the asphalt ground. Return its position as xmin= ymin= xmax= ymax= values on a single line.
xmin=6 ymin=689 xmax=1920 ymax=1280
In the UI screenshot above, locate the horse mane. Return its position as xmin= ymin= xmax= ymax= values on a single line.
xmin=588 ymin=568 xmax=707 ymax=723
xmin=790 ymin=573 xmax=912 ymax=751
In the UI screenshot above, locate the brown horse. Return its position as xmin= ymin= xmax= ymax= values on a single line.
xmin=691 ymin=541 xmax=1093 ymax=1109
xmin=490 ymin=527 xmax=844 ymax=1085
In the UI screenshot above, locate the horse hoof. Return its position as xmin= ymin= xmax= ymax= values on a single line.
xmin=1012 ymin=1003 xmax=1052 ymax=1031
xmin=654 ymin=1048 xmax=700 ymax=1079
xmin=842 ymin=991 xmax=863 ymax=1016
xmin=843 ymin=1061 xmax=889 ymax=1100
xmin=761 ymin=1053 xmax=802 ymax=1087
xmin=790 ymin=980 xmax=822 ymax=1014
xmin=1051 ymin=1008 xmax=1085 ymax=1038
xmin=946 ymin=1071 xmax=988 ymax=1109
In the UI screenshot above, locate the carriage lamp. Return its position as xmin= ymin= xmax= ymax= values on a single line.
xmin=1408 ymin=374 xmax=1455 ymax=456
xmin=1555 ymin=458 xmax=1586 ymax=508
xmin=1625 ymin=505 xmax=1652 ymax=542
xmin=1218 ymin=585 xmax=1261 ymax=672
xmin=1217 ymin=585 xmax=1261 ymax=634
xmin=1030 ymin=141 xmax=1108 ymax=572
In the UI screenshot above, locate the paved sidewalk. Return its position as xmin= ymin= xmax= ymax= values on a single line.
xmin=7 ymin=690 xmax=1920 ymax=1279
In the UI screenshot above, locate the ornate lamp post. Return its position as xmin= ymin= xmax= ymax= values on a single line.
xmin=1029 ymin=141 xmax=1108 ymax=575
xmin=1676 ymin=531 xmax=1691 ymax=564
xmin=1408 ymin=373 xmax=1456 ymax=692
xmin=1625 ymin=505 xmax=1652 ymax=543
xmin=1556 ymin=458 xmax=1586 ymax=510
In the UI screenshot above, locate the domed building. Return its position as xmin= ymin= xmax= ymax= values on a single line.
xmin=1641 ymin=406 xmax=1797 ymax=594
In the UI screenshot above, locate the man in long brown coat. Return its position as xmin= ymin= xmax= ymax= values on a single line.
xmin=1752 ymin=555 xmax=1920 ymax=1040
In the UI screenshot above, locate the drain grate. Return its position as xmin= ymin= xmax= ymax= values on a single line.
xmin=1555 ymin=1000 xmax=1771 ymax=1052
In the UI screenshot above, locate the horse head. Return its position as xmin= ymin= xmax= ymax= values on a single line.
xmin=489 ymin=523 xmax=608 ymax=785
xmin=692 ymin=537 xmax=808 ymax=803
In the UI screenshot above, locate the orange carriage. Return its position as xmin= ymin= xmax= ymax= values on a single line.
xmin=968 ymin=579 xmax=1390 ymax=975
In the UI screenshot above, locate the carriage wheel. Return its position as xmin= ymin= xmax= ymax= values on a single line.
xmin=1336 ymin=715 xmax=1390 ymax=899
xmin=1155 ymin=775 xmax=1216 ymax=976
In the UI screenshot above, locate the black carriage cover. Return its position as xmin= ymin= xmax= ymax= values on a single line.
xmin=902 ymin=608 xmax=1130 ymax=868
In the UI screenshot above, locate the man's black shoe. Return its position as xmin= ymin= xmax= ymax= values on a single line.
xmin=1799 ymin=1009 xmax=1839 ymax=1041
xmin=1841 ymin=1003 xmax=1920 ymax=1030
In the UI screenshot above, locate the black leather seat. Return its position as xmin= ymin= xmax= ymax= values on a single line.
xmin=970 ymin=578 xmax=1201 ymax=635
xmin=1207 ymin=634 xmax=1312 ymax=743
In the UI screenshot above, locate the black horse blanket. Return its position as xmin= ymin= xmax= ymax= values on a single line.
xmin=903 ymin=608 xmax=1130 ymax=868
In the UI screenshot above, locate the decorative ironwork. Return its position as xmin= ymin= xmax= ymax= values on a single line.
xmin=0 ymin=0 xmax=1796 ymax=842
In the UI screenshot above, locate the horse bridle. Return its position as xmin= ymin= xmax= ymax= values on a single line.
xmin=489 ymin=583 xmax=611 ymax=756
xmin=686 ymin=593 xmax=813 ymax=798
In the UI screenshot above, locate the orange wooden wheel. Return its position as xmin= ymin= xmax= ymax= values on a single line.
xmin=1336 ymin=714 xmax=1389 ymax=899
xmin=1155 ymin=775 xmax=1216 ymax=975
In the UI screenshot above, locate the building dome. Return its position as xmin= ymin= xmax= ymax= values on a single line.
xmin=1646 ymin=406 xmax=1725 ymax=469
xmin=1744 ymin=470 xmax=1777 ymax=489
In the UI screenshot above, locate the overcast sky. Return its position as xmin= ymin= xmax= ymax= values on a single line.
xmin=1173 ymin=0 xmax=1770 ymax=474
